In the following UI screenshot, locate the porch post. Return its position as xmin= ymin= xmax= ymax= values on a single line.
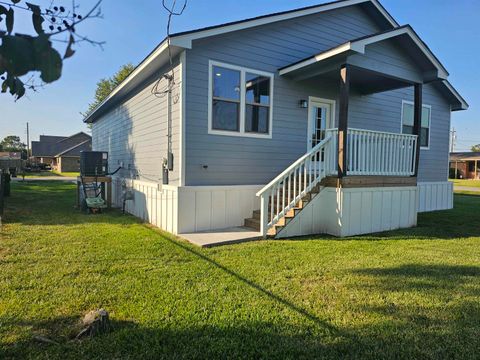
xmin=413 ymin=83 xmax=423 ymax=177
xmin=338 ymin=64 xmax=350 ymax=178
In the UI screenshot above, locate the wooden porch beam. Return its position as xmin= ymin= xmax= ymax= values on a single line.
xmin=413 ymin=83 xmax=422 ymax=177
xmin=338 ymin=64 xmax=350 ymax=178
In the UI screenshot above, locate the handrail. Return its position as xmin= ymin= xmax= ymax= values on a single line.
xmin=257 ymin=132 xmax=336 ymax=237
xmin=347 ymin=127 xmax=417 ymax=138
xmin=256 ymin=135 xmax=332 ymax=197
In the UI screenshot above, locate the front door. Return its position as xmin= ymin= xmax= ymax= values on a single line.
xmin=307 ymin=97 xmax=335 ymax=151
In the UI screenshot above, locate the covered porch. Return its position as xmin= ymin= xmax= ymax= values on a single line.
xmin=256 ymin=26 xmax=451 ymax=238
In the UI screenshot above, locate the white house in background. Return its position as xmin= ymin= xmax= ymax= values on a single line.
xmin=85 ymin=0 xmax=468 ymax=241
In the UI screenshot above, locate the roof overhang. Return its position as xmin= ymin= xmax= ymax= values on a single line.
xmin=434 ymin=80 xmax=469 ymax=111
xmin=280 ymin=26 xmax=449 ymax=80
xmin=170 ymin=0 xmax=398 ymax=48
xmin=84 ymin=0 xmax=398 ymax=124
xmin=84 ymin=41 xmax=184 ymax=123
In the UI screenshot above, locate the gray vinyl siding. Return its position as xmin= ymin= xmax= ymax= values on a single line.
xmin=184 ymin=4 xmax=452 ymax=186
xmin=349 ymin=84 xmax=451 ymax=182
xmin=185 ymin=5 xmax=384 ymax=186
xmin=92 ymin=61 xmax=182 ymax=184
xmin=348 ymin=40 xmax=424 ymax=83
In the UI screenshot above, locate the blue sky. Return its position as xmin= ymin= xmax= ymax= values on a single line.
xmin=1 ymin=0 xmax=478 ymax=151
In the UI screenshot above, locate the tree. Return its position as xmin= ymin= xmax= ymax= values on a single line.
xmin=471 ymin=144 xmax=480 ymax=152
xmin=0 ymin=0 xmax=103 ymax=100
xmin=0 ymin=135 xmax=25 ymax=151
xmin=85 ymin=63 xmax=135 ymax=116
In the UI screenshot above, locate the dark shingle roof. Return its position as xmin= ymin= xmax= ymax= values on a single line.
xmin=31 ymin=132 xmax=91 ymax=157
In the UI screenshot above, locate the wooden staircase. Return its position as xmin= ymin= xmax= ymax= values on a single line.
xmin=244 ymin=183 xmax=322 ymax=237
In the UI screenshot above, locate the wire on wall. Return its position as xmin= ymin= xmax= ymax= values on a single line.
xmin=151 ymin=0 xmax=188 ymax=97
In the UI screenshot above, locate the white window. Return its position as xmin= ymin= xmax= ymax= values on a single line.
xmin=401 ymin=100 xmax=431 ymax=149
xmin=208 ymin=60 xmax=273 ymax=138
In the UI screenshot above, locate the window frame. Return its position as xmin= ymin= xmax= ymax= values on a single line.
xmin=208 ymin=60 xmax=274 ymax=139
xmin=401 ymin=100 xmax=432 ymax=150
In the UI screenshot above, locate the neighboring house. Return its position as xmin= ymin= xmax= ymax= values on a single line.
xmin=85 ymin=0 xmax=468 ymax=239
xmin=450 ymin=152 xmax=480 ymax=180
xmin=0 ymin=152 xmax=22 ymax=159
xmin=31 ymin=132 xmax=92 ymax=172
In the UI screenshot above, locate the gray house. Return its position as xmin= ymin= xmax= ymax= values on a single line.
xmin=85 ymin=0 xmax=467 ymax=240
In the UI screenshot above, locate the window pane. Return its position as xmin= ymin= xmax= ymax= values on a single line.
xmin=212 ymin=100 xmax=239 ymax=131
xmin=421 ymin=106 xmax=430 ymax=128
xmin=213 ymin=66 xmax=240 ymax=100
xmin=245 ymin=105 xmax=269 ymax=134
xmin=420 ymin=128 xmax=429 ymax=147
xmin=246 ymin=73 xmax=270 ymax=105
xmin=403 ymin=125 xmax=414 ymax=135
xmin=402 ymin=103 xmax=414 ymax=126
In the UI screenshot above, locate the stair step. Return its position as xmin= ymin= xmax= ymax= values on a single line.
xmin=244 ymin=217 xmax=260 ymax=231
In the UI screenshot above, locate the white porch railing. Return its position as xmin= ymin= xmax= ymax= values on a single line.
xmin=346 ymin=128 xmax=417 ymax=176
xmin=256 ymin=127 xmax=418 ymax=237
xmin=256 ymin=132 xmax=337 ymax=237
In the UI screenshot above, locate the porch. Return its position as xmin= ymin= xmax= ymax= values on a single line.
xmin=252 ymin=26 xmax=446 ymax=238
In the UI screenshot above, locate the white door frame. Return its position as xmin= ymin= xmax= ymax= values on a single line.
xmin=307 ymin=96 xmax=336 ymax=151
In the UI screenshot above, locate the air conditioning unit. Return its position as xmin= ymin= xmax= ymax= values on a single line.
xmin=80 ymin=151 xmax=108 ymax=176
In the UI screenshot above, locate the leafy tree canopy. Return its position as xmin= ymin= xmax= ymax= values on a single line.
xmin=1 ymin=135 xmax=25 ymax=151
xmin=471 ymin=144 xmax=480 ymax=152
xmin=0 ymin=0 xmax=103 ymax=100
xmin=85 ymin=63 xmax=135 ymax=116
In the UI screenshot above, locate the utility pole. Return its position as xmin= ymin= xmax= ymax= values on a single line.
xmin=26 ymin=122 xmax=30 ymax=159
xmin=450 ymin=128 xmax=456 ymax=153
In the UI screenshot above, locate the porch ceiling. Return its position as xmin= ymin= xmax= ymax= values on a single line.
xmin=308 ymin=65 xmax=413 ymax=95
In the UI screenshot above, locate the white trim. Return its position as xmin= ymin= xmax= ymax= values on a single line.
xmin=207 ymin=60 xmax=274 ymax=139
xmin=279 ymin=43 xmax=353 ymax=76
xmin=280 ymin=26 xmax=449 ymax=80
xmin=179 ymin=50 xmax=187 ymax=186
xmin=85 ymin=0 xmax=400 ymax=123
xmin=173 ymin=0 xmax=398 ymax=49
xmin=307 ymin=96 xmax=336 ymax=151
xmin=401 ymin=100 xmax=431 ymax=150
xmin=443 ymin=80 xmax=469 ymax=110
xmin=84 ymin=40 xmax=170 ymax=123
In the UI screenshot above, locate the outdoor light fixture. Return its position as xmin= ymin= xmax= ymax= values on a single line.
xmin=298 ymin=100 xmax=308 ymax=108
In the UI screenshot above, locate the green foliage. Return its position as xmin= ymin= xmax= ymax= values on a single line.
xmin=85 ymin=63 xmax=135 ymax=116
xmin=471 ymin=144 xmax=480 ymax=152
xmin=0 ymin=0 xmax=102 ymax=100
xmin=0 ymin=135 xmax=25 ymax=151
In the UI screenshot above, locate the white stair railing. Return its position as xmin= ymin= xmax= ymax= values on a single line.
xmin=346 ymin=128 xmax=417 ymax=176
xmin=256 ymin=132 xmax=336 ymax=237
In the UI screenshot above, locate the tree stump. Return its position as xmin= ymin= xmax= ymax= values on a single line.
xmin=76 ymin=309 xmax=111 ymax=339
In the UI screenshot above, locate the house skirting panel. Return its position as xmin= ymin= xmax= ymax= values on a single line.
xmin=110 ymin=180 xmax=263 ymax=235
xmin=276 ymin=186 xmax=418 ymax=238
xmin=111 ymin=178 xmax=178 ymax=234
xmin=177 ymin=185 xmax=263 ymax=233
xmin=417 ymin=181 xmax=453 ymax=213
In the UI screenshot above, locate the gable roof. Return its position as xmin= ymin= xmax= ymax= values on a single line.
xmin=84 ymin=0 xmax=467 ymax=123
xmin=31 ymin=132 xmax=92 ymax=157
xmin=55 ymin=139 xmax=92 ymax=157
xmin=168 ymin=0 xmax=398 ymax=48
xmin=279 ymin=25 xmax=449 ymax=79
xmin=84 ymin=0 xmax=398 ymax=124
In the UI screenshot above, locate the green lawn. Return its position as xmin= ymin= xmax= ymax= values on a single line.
xmin=1 ymin=182 xmax=480 ymax=359
xmin=23 ymin=171 xmax=79 ymax=178
xmin=450 ymin=179 xmax=480 ymax=188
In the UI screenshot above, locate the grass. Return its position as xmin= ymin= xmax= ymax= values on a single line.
xmin=1 ymin=182 xmax=480 ymax=359
xmin=450 ymin=179 xmax=480 ymax=188
xmin=23 ymin=171 xmax=79 ymax=178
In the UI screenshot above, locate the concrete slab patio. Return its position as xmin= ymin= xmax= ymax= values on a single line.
xmin=179 ymin=227 xmax=262 ymax=247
